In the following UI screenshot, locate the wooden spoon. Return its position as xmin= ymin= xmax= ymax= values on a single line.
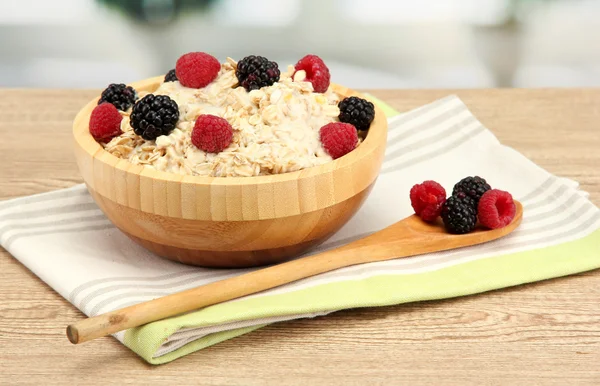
xmin=67 ymin=201 xmax=523 ymax=344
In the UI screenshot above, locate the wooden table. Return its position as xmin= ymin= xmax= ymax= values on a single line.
xmin=1 ymin=89 xmax=599 ymax=385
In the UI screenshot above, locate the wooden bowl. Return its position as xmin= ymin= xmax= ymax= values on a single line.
xmin=73 ymin=77 xmax=387 ymax=267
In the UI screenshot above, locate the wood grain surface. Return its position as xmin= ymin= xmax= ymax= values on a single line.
xmin=1 ymin=88 xmax=599 ymax=385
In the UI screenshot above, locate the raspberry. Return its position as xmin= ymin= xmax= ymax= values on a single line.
xmin=130 ymin=94 xmax=179 ymax=140
xmin=338 ymin=96 xmax=375 ymax=132
xmin=319 ymin=122 xmax=358 ymax=159
xmin=191 ymin=114 xmax=233 ymax=153
xmin=175 ymin=52 xmax=220 ymax=89
xmin=164 ymin=69 xmax=178 ymax=82
xmin=441 ymin=195 xmax=478 ymax=234
xmin=410 ymin=181 xmax=446 ymax=222
xmin=478 ymin=189 xmax=516 ymax=229
xmin=236 ymin=55 xmax=280 ymax=91
xmin=98 ymin=83 xmax=136 ymax=111
xmin=89 ymin=103 xmax=122 ymax=142
xmin=294 ymin=54 xmax=330 ymax=93
xmin=452 ymin=176 xmax=491 ymax=206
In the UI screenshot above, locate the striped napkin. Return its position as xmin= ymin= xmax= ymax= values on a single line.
xmin=1 ymin=95 xmax=599 ymax=365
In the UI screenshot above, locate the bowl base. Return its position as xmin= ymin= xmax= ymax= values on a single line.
xmin=89 ymin=181 xmax=375 ymax=268
xmin=124 ymin=232 xmax=328 ymax=268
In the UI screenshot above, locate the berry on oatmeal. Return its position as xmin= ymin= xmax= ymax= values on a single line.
xmin=98 ymin=83 xmax=136 ymax=111
xmin=319 ymin=122 xmax=358 ymax=159
xmin=175 ymin=52 xmax=220 ymax=89
xmin=478 ymin=189 xmax=516 ymax=229
xmin=89 ymin=103 xmax=122 ymax=142
xmin=191 ymin=114 xmax=233 ymax=153
xmin=99 ymin=57 xmax=370 ymax=177
xmin=130 ymin=94 xmax=180 ymax=141
xmin=339 ymin=96 xmax=375 ymax=132
xmin=236 ymin=55 xmax=280 ymax=91
xmin=294 ymin=54 xmax=331 ymax=93
xmin=164 ymin=69 xmax=178 ymax=82
xmin=410 ymin=180 xmax=446 ymax=222
xmin=441 ymin=194 xmax=478 ymax=234
xmin=452 ymin=176 xmax=491 ymax=207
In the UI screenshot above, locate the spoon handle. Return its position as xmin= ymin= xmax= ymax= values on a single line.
xmin=67 ymin=202 xmax=522 ymax=344
xmin=66 ymin=241 xmax=380 ymax=344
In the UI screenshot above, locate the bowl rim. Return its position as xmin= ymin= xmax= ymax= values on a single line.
xmin=73 ymin=76 xmax=387 ymax=187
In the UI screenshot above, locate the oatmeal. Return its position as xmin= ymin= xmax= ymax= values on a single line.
xmin=102 ymin=59 xmax=343 ymax=177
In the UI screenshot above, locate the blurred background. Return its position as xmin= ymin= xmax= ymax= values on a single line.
xmin=0 ymin=0 xmax=599 ymax=89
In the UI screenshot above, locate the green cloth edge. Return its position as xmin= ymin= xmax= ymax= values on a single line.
xmin=128 ymin=229 xmax=600 ymax=365
xmin=124 ymin=96 xmax=600 ymax=365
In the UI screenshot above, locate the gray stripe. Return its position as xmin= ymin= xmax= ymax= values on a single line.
xmin=526 ymin=185 xmax=570 ymax=211
xmin=386 ymin=95 xmax=459 ymax=128
xmin=87 ymin=269 xmax=247 ymax=316
xmin=381 ymin=124 xmax=487 ymax=175
xmin=518 ymin=176 xmax=556 ymax=203
xmin=0 ymin=212 xmax=105 ymax=239
xmin=386 ymin=104 xmax=469 ymax=148
xmin=383 ymin=115 xmax=477 ymax=163
xmin=541 ymin=201 xmax=598 ymax=231
xmin=525 ymin=190 xmax=585 ymax=222
xmin=516 ymin=177 xmax=556 ymax=205
xmin=70 ymin=270 xmax=198 ymax=303
xmin=511 ymin=176 xmax=559 ymax=206
xmin=0 ymin=185 xmax=88 ymax=212
xmin=89 ymin=291 xmax=175 ymax=316
xmin=77 ymin=269 xmax=246 ymax=310
xmin=3 ymin=222 xmax=115 ymax=249
xmin=68 ymin=267 xmax=252 ymax=304
xmin=520 ymin=182 xmax=570 ymax=211
xmin=523 ymin=201 xmax=595 ymax=234
xmin=0 ymin=202 xmax=98 ymax=223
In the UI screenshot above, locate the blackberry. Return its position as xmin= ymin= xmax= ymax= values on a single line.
xmin=338 ymin=96 xmax=375 ymax=131
xmin=130 ymin=94 xmax=179 ymax=140
xmin=441 ymin=194 xmax=477 ymax=234
xmin=98 ymin=83 xmax=137 ymax=111
xmin=452 ymin=176 xmax=492 ymax=206
xmin=164 ymin=69 xmax=178 ymax=82
xmin=236 ymin=55 xmax=280 ymax=91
